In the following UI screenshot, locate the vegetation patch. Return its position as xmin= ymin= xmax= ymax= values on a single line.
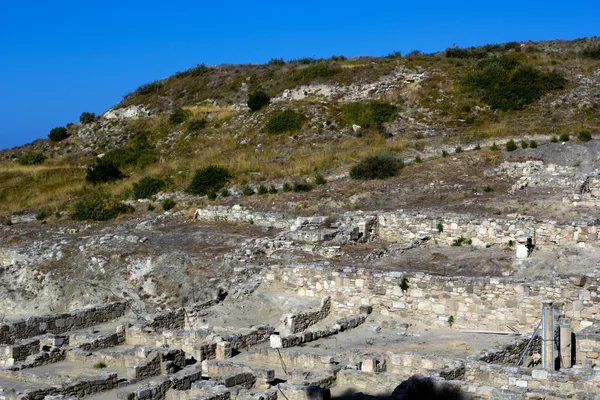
xmin=71 ymin=191 xmax=133 ymax=221
xmin=187 ymin=165 xmax=232 ymax=195
xmin=162 ymin=198 xmax=176 ymax=211
xmin=133 ymin=176 xmax=167 ymax=199
xmin=80 ymin=112 xmax=96 ymax=124
xmin=578 ymin=129 xmax=592 ymax=142
xmin=17 ymin=152 xmax=46 ymax=166
xmin=460 ymin=55 xmax=566 ymax=110
xmin=187 ymin=118 xmax=208 ymax=132
xmin=263 ymin=109 xmax=306 ymax=134
xmin=169 ymin=107 xmax=192 ymax=125
xmin=48 ymin=126 xmax=69 ymax=142
xmin=339 ymin=101 xmax=397 ymax=131
xmin=85 ymin=158 xmax=124 ymax=183
xmin=100 ymin=132 xmax=157 ymax=169
xmin=247 ymin=89 xmax=271 ymax=111
xmin=581 ymin=43 xmax=600 ymax=59
xmin=291 ymin=63 xmax=339 ymax=82
xmin=350 ymin=152 xmax=404 ymax=180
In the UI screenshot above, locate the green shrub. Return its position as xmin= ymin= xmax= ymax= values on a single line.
xmin=399 ymin=277 xmax=409 ymax=292
xmin=71 ymin=192 xmax=133 ymax=221
xmin=314 ymin=173 xmax=326 ymax=185
xmin=414 ymin=156 xmax=422 ymax=163
xmin=17 ymin=152 xmax=46 ymax=165
xmin=474 ymin=144 xmax=481 ymax=150
xmin=447 ymin=316 xmax=455 ymax=328
xmin=147 ymin=203 xmax=155 ymax=211
xmin=282 ymin=183 xmax=292 ymax=192
xmin=505 ymin=139 xmax=517 ymax=152
xmin=559 ymin=132 xmax=570 ymax=142
xmin=455 ymin=146 xmax=463 ymax=154
xmin=291 ymin=63 xmax=338 ymax=82
xmin=578 ymin=129 xmax=592 ymax=142
xmin=101 ymin=132 xmax=157 ymax=169
xmin=452 ymin=236 xmax=471 ymax=246
xmin=86 ymin=158 xmax=124 ymax=183
xmin=169 ymin=107 xmax=192 ymax=125
xmin=242 ymin=186 xmax=255 ymax=196
xmin=162 ymin=198 xmax=176 ymax=211
xmin=437 ymin=222 xmax=444 ymax=233
xmin=220 ymin=187 xmax=230 ymax=197
xmin=36 ymin=207 xmax=52 ymax=221
xmin=247 ymin=89 xmax=271 ymax=111
xmin=2 ymin=217 xmax=12 ymax=226
xmin=490 ymin=142 xmax=500 ymax=151
xmin=48 ymin=126 xmax=69 ymax=142
xmin=521 ymin=140 xmax=529 ymax=149
xmin=293 ymin=181 xmax=313 ymax=192
xmin=207 ymin=190 xmax=217 ymax=200
xmin=268 ymin=185 xmax=278 ymax=194
xmin=257 ymin=185 xmax=268 ymax=195
xmin=340 ymin=102 xmax=397 ymax=131
xmin=460 ymin=55 xmax=566 ymax=110
xmin=135 ymin=81 xmax=162 ymax=96
xmin=187 ymin=119 xmax=208 ymax=132
xmin=188 ymin=165 xmax=232 ymax=195
xmin=530 ymin=140 xmax=538 ymax=148
xmin=582 ymin=43 xmax=600 ymax=59
xmin=442 ymin=150 xmax=449 ymax=158
xmin=483 ymin=185 xmax=494 ymax=192
xmin=93 ymin=362 xmax=107 ymax=369
xmin=268 ymin=58 xmax=285 ymax=66
xmin=133 ymin=176 xmax=166 ymax=199
xmin=550 ymin=135 xmax=558 ymax=143
xmin=350 ymin=152 xmax=404 ymax=180
xmin=79 ymin=112 xmax=96 ymax=124
xmin=263 ymin=109 xmax=306 ymax=134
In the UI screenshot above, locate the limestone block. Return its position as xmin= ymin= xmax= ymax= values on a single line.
xmin=270 ymin=335 xmax=282 ymax=349
xmin=516 ymin=245 xmax=528 ymax=259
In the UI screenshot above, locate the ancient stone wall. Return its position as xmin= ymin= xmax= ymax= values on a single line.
xmin=263 ymin=265 xmax=600 ymax=332
xmin=194 ymin=206 xmax=293 ymax=229
xmin=274 ymin=314 xmax=367 ymax=348
xmin=284 ymin=296 xmax=331 ymax=334
xmin=246 ymin=348 xmax=337 ymax=372
xmin=15 ymin=372 xmax=118 ymax=400
xmin=0 ymin=302 xmax=127 ymax=345
xmin=377 ymin=210 xmax=599 ymax=247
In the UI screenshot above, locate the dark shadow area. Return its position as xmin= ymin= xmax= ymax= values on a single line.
xmin=326 ymin=376 xmax=469 ymax=400
xmin=571 ymin=332 xmax=577 ymax=366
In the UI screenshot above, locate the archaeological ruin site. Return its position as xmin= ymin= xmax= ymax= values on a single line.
xmin=1 ymin=38 xmax=600 ymax=400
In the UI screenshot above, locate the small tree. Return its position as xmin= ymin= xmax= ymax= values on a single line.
xmin=247 ymin=89 xmax=271 ymax=111
xmin=48 ymin=126 xmax=68 ymax=142
xmin=86 ymin=158 xmax=124 ymax=183
xmin=350 ymin=152 xmax=403 ymax=180
xmin=133 ymin=176 xmax=167 ymax=199
xmin=80 ymin=112 xmax=96 ymax=124
xmin=188 ymin=165 xmax=232 ymax=195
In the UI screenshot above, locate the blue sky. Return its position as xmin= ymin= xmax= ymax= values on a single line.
xmin=0 ymin=0 xmax=598 ymax=150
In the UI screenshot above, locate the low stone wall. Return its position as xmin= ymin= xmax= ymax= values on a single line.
xmin=336 ymin=370 xmax=406 ymax=396
xmin=204 ymin=360 xmax=274 ymax=387
xmin=464 ymin=362 xmax=600 ymax=394
xmin=17 ymin=372 xmax=118 ymax=400
xmin=0 ymin=301 xmax=127 ymax=345
xmin=145 ymin=309 xmax=186 ymax=331
xmin=576 ymin=324 xmax=600 ymax=364
xmin=385 ymin=352 xmax=464 ymax=378
xmin=478 ymin=335 xmax=541 ymax=365
xmin=194 ymin=206 xmax=293 ymax=229
xmin=219 ymin=325 xmax=275 ymax=350
xmin=74 ymin=329 xmax=126 ymax=352
xmin=7 ymin=347 xmax=67 ymax=370
xmin=274 ymin=314 xmax=367 ymax=348
xmin=263 ymin=265 xmax=600 ymax=332
xmin=283 ymin=297 xmax=331 ymax=334
xmin=377 ymin=210 xmax=600 ymax=247
xmin=246 ymin=348 xmax=337 ymax=372
xmin=117 ymin=365 xmax=204 ymax=400
xmin=127 ymin=350 xmax=162 ymax=381
xmin=0 ymin=338 xmax=40 ymax=365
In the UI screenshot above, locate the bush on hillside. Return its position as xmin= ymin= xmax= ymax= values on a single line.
xmin=460 ymin=56 xmax=566 ymax=110
xmin=340 ymin=101 xmax=397 ymax=131
xmin=291 ymin=63 xmax=338 ymax=82
xmin=247 ymin=89 xmax=271 ymax=112
xmin=135 ymin=81 xmax=162 ymax=96
xmin=187 ymin=118 xmax=208 ymax=132
xmin=350 ymin=152 xmax=404 ymax=180
xmin=559 ymin=132 xmax=570 ymax=142
xmin=263 ymin=110 xmax=306 ymax=134
xmin=578 ymin=129 xmax=592 ymax=142
xmin=71 ymin=191 xmax=134 ymax=221
xmin=582 ymin=43 xmax=600 ymax=59
xmin=188 ymin=165 xmax=232 ymax=195
xmin=17 ymin=152 xmax=46 ymax=165
xmin=169 ymin=107 xmax=192 ymax=125
xmin=293 ymin=181 xmax=313 ymax=192
xmin=85 ymin=158 xmax=124 ymax=183
xmin=48 ymin=126 xmax=69 ymax=142
xmin=505 ymin=139 xmax=517 ymax=151
xmin=101 ymin=132 xmax=157 ymax=169
xmin=80 ymin=112 xmax=96 ymax=124
xmin=133 ymin=176 xmax=167 ymax=199
xmin=162 ymin=198 xmax=176 ymax=211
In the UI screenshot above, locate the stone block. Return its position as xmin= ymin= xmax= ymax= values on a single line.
xmin=516 ymin=245 xmax=528 ymax=259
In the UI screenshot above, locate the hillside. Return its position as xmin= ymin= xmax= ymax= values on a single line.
xmin=0 ymin=38 xmax=598 ymax=219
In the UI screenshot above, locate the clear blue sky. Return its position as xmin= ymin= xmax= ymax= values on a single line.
xmin=0 ymin=0 xmax=598 ymax=150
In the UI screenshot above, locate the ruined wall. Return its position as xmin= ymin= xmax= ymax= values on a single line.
xmin=377 ymin=211 xmax=600 ymax=247
xmin=194 ymin=206 xmax=293 ymax=229
xmin=0 ymin=302 xmax=127 ymax=345
xmin=284 ymin=296 xmax=331 ymax=333
xmin=247 ymin=348 xmax=337 ymax=372
xmin=274 ymin=314 xmax=367 ymax=348
xmin=263 ymin=265 xmax=600 ymax=332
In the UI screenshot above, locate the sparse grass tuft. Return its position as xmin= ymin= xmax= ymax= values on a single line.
xmin=162 ymin=198 xmax=176 ymax=211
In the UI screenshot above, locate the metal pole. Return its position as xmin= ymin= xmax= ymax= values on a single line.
xmin=517 ymin=320 xmax=542 ymax=366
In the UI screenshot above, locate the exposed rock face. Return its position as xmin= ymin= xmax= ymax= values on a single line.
xmin=102 ymin=105 xmax=151 ymax=120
